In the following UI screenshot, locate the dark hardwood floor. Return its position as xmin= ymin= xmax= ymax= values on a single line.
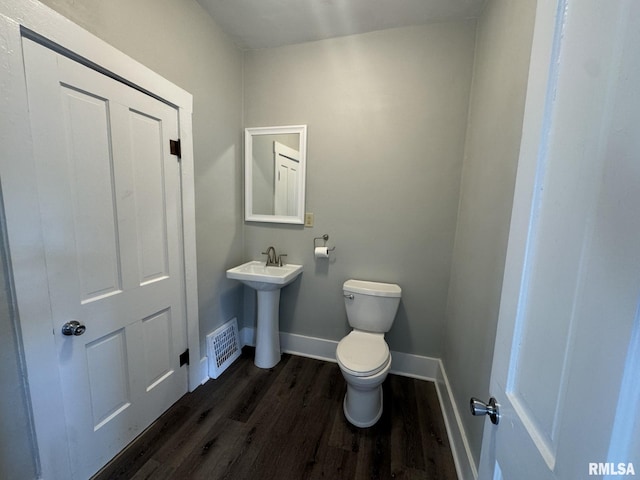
xmin=93 ymin=348 xmax=457 ymax=480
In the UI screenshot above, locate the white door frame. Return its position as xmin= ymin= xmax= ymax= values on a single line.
xmin=0 ymin=2 xmax=201 ymax=478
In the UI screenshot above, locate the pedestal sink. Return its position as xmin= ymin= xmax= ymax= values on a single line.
xmin=226 ymin=261 xmax=303 ymax=368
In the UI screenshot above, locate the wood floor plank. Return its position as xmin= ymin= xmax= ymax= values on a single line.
xmin=93 ymin=348 xmax=459 ymax=480
xmin=390 ymin=375 xmax=426 ymax=472
xmin=284 ymin=360 xmax=342 ymax=478
xmin=91 ymin=404 xmax=191 ymax=480
xmin=128 ymin=458 xmax=172 ymax=480
xmin=170 ymin=417 xmax=251 ymax=479
xmin=211 ymin=355 xmax=318 ymax=480
xmin=242 ymin=357 xmax=337 ymax=479
xmin=145 ymin=378 xmax=250 ymax=469
xmin=415 ymin=379 xmax=458 ymax=480
xmin=354 ymin=380 xmax=393 ymax=480
xmin=227 ymin=355 xmax=290 ymax=423
xmin=93 ymin=349 xmax=270 ymax=480
xmin=304 ymin=444 xmax=359 ymax=480
xmin=328 ymin=401 xmax=362 ymax=453
xmin=151 ymin=353 xmax=289 ymax=475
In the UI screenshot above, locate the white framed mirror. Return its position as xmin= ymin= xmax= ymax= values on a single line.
xmin=245 ymin=125 xmax=307 ymax=224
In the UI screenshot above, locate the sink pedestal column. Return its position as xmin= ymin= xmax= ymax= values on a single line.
xmin=254 ymin=289 xmax=281 ymax=368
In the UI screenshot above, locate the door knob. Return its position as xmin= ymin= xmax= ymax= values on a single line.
xmin=61 ymin=320 xmax=86 ymax=336
xmin=470 ymin=397 xmax=500 ymax=425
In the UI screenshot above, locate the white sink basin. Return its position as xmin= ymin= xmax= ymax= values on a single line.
xmin=226 ymin=260 xmax=303 ymax=369
xmin=226 ymin=260 xmax=303 ymax=291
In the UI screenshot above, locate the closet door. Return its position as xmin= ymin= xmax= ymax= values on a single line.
xmin=23 ymin=38 xmax=188 ymax=479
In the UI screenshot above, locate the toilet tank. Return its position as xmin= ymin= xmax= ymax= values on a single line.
xmin=343 ymin=279 xmax=401 ymax=333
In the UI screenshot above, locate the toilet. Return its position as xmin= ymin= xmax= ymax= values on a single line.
xmin=336 ymin=279 xmax=401 ymax=428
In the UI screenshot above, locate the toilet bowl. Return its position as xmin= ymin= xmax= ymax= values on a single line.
xmin=336 ymin=279 xmax=401 ymax=428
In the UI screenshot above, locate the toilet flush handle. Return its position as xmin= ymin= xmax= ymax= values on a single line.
xmin=344 ymin=294 xmax=354 ymax=300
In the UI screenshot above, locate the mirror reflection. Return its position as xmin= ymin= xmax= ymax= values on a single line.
xmin=245 ymin=125 xmax=307 ymax=224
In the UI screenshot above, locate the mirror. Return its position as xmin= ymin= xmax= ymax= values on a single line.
xmin=245 ymin=125 xmax=307 ymax=224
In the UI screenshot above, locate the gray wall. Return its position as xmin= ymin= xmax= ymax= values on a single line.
xmin=243 ymin=22 xmax=477 ymax=356
xmin=443 ymin=0 xmax=537 ymax=467
xmin=38 ymin=0 xmax=246 ymax=352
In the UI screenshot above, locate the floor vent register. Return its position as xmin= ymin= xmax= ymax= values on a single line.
xmin=206 ymin=317 xmax=241 ymax=379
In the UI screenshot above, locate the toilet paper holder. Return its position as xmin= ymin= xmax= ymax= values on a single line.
xmin=313 ymin=234 xmax=335 ymax=254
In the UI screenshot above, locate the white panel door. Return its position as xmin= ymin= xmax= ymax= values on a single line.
xmin=22 ymin=38 xmax=188 ymax=479
xmin=273 ymin=141 xmax=300 ymax=216
xmin=478 ymin=0 xmax=640 ymax=478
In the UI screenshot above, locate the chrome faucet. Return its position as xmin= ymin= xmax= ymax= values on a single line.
xmin=262 ymin=246 xmax=278 ymax=266
xmin=262 ymin=246 xmax=287 ymax=266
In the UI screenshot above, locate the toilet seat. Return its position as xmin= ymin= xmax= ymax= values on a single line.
xmin=336 ymin=331 xmax=390 ymax=377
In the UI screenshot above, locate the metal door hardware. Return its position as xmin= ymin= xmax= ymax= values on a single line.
xmin=470 ymin=397 xmax=500 ymax=425
xmin=61 ymin=320 xmax=86 ymax=336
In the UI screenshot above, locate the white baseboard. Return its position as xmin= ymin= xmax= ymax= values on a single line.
xmin=198 ymin=356 xmax=209 ymax=386
xmin=240 ymin=325 xmax=255 ymax=349
xmin=240 ymin=327 xmax=338 ymax=362
xmin=238 ymin=327 xmax=476 ymax=479
xmin=435 ymin=360 xmax=478 ymax=480
xmin=282 ymin=332 xmax=338 ymax=362
xmin=389 ymin=350 xmax=440 ymax=381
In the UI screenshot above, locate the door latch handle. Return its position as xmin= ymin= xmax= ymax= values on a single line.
xmin=470 ymin=397 xmax=500 ymax=425
xmin=62 ymin=320 xmax=86 ymax=336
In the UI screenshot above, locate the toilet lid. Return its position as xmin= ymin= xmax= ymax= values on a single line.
xmin=336 ymin=331 xmax=390 ymax=377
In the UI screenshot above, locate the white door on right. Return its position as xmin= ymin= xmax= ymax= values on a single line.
xmin=478 ymin=0 xmax=640 ymax=478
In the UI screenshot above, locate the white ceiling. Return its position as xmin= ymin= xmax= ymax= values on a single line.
xmin=196 ymin=0 xmax=487 ymax=50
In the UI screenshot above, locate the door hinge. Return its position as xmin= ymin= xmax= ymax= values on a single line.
xmin=170 ymin=139 xmax=181 ymax=160
xmin=179 ymin=348 xmax=190 ymax=367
